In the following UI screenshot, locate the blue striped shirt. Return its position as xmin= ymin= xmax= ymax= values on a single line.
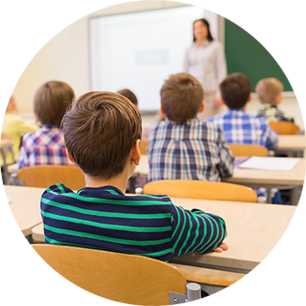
xmin=41 ymin=184 xmax=227 ymax=262
xmin=147 ymin=118 xmax=235 ymax=182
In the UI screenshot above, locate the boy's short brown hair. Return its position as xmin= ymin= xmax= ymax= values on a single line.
xmin=220 ymin=73 xmax=251 ymax=109
xmin=255 ymin=78 xmax=284 ymax=104
xmin=160 ymin=73 xmax=203 ymax=123
xmin=34 ymin=81 xmax=75 ymax=127
xmin=117 ymin=89 xmax=138 ymax=106
xmin=63 ymin=91 xmax=142 ymax=179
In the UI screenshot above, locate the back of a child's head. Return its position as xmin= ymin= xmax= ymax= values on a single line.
xmin=63 ymin=91 xmax=142 ymax=179
xmin=255 ymin=78 xmax=283 ymax=104
xmin=117 ymin=89 xmax=138 ymax=107
xmin=34 ymin=81 xmax=75 ymax=127
xmin=160 ymin=73 xmax=203 ymax=123
xmin=220 ymin=73 xmax=251 ymax=109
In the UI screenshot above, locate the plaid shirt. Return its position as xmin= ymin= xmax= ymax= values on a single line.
xmin=257 ymin=103 xmax=294 ymax=123
xmin=147 ymin=118 xmax=234 ymax=182
xmin=206 ymin=109 xmax=279 ymax=149
xmin=17 ymin=125 xmax=73 ymax=169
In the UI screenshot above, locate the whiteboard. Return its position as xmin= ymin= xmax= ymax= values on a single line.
xmin=89 ymin=6 xmax=219 ymax=112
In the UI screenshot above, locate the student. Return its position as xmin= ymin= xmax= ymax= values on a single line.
xmin=17 ymin=81 xmax=75 ymax=169
xmin=207 ymin=73 xmax=279 ymax=149
xmin=255 ymin=77 xmax=294 ymax=122
xmin=117 ymin=88 xmax=151 ymax=141
xmin=41 ymin=91 xmax=228 ymax=261
xmin=1 ymin=95 xmax=39 ymax=166
xmin=147 ymin=73 xmax=234 ymax=183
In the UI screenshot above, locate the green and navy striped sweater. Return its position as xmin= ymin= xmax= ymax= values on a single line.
xmin=41 ymin=184 xmax=227 ymax=261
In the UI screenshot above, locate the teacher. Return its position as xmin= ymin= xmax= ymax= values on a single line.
xmin=184 ymin=18 xmax=227 ymax=120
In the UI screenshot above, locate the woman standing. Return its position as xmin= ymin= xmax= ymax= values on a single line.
xmin=184 ymin=18 xmax=227 ymax=120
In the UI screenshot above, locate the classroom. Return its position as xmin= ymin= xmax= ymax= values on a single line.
xmin=0 ymin=0 xmax=306 ymax=306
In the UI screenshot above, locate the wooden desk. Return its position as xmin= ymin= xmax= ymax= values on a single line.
xmin=222 ymin=158 xmax=305 ymax=205
xmin=135 ymin=155 xmax=305 ymax=188
xmin=5 ymin=185 xmax=43 ymax=236
xmin=169 ymin=197 xmax=296 ymax=273
xmin=277 ymin=135 xmax=306 ymax=151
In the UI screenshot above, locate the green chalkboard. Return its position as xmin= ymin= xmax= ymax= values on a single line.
xmin=224 ymin=16 xmax=306 ymax=91
xmin=0 ymin=17 xmax=78 ymax=92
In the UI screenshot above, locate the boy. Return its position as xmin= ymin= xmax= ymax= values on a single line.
xmin=256 ymin=77 xmax=294 ymax=122
xmin=117 ymin=88 xmax=151 ymax=141
xmin=17 ymin=81 xmax=75 ymax=168
xmin=147 ymin=73 xmax=234 ymax=183
xmin=41 ymin=91 xmax=228 ymax=261
xmin=207 ymin=73 xmax=278 ymax=149
xmin=1 ymin=95 xmax=39 ymax=166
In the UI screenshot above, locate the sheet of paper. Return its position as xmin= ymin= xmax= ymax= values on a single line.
xmin=238 ymin=156 xmax=300 ymax=171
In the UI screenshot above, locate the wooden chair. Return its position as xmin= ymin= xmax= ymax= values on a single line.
xmin=17 ymin=165 xmax=85 ymax=190
xmin=32 ymin=244 xmax=201 ymax=305
xmin=228 ymin=144 xmax=268 ymax=157
xmin=140 ymin=140 xmax=149 ymax=155
xmin=269 ymin=121 xmax=300 ymax=135
xmin=143 ymin=180 xmax=257 ymax=203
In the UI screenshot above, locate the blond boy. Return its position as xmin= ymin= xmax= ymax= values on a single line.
xmin=256 ymin=77 xmax=294 ymax=122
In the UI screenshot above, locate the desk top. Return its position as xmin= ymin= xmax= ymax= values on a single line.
xmin=222 ymin=158 xmax=305 ymax=187
xmin=5 ymin=185 xmax=43 ymax=236
xmin=276 ymin=135 xmax=306 ymax=151
xmin=170 ymin=197 xmax=296 ymax=272
xmin=136 ymin=155 xmax=305 ymax=187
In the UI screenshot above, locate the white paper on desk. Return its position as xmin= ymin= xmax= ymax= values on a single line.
xmin=238 ymin=156 xmax=300 ymax=171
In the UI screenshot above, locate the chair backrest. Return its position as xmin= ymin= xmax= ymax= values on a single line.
xmin=140 ymin=140 xmax=149 ymax=155
xmin=32 ymin=244 xmax=187 ymax=305
xmin=228 ymin=144 xmax=268 ymax=157
xmin=269 ymin=121 xmax=300 ymax=135
xmin=143 ymin=180 xmax=258 ymax=203
xmin=17 ymin=165 xmax=85 ymax=190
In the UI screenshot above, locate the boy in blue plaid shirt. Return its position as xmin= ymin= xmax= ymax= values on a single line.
xmin=206 ymin=73 xmax=278 ymax=149
xmin=147 ymin=73 xmax=234 ymax=182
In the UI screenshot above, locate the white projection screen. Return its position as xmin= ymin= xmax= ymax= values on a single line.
xmin=89 ymin=6 xmax=219 ymax=111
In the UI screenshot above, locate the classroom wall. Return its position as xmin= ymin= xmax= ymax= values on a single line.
xmin=12 ymin=0 xmax=304 ymax=130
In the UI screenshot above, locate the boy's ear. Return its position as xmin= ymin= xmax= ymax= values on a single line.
xmin=198 ymin=100 xmax=205 ymax=113
xmin=274 ymin=94 xmax=282 ymax=105
xmin=65 ymin=148 xmax=77 ymax=165
xmin=247 ymin=93 xmax=253 ymax=103
xmin=132 ymin=139 xmax=141 ymax=166
xmin=160 ymin=106 xmax=166 ymax=116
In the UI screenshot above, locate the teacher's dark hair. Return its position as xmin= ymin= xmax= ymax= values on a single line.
xmin=193 ymin=18 xmax=213 ymax=42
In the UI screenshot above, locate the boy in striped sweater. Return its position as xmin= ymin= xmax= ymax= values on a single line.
xmin=41 ymin=91 xmax=228 ymax=261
